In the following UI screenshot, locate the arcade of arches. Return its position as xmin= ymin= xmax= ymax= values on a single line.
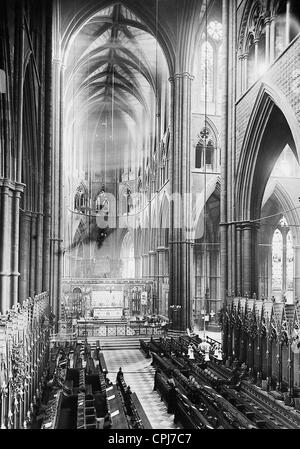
xmin=1 ymin=0 xmax=300 ymax=431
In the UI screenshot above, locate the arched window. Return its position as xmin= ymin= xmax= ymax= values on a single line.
xmin=271 ymin=217 xmax=294 ymax=301
xmin=195 ymin=127 xmax=217 ymax=171
xmin=74 ymin=184 xmax=88 ymax=213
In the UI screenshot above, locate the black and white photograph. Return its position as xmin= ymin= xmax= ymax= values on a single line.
xmin=1 ymin=0 xmax=300 ymax=438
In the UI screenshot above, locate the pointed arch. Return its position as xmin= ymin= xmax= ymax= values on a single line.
xmin=236 ymin=82 xmax=299 ymax=221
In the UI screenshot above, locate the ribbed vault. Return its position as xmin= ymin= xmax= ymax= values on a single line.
xmin=64 ymin=2 xmax=169 ymax=174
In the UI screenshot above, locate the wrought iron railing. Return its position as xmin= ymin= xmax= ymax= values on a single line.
xmin=76 ymin=323 xmax=164 ymax=338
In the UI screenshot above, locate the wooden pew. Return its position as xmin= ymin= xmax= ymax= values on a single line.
xmin=41 ymin=390 xmax=62 ymax=429
xmin=108 ymin=385 xmax=129 ymax=429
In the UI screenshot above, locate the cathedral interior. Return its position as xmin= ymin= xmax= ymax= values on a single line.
xmin=1 ymin=0 xmax=300 ymax=431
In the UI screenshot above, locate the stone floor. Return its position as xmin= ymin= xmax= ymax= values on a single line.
xmin=103 ymin=349 xmax=181 ymax=429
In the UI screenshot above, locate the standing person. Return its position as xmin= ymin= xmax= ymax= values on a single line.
xmin=187 ymin=344 xmax=195 ymax=360
xmin=116 ymin=367 xmax=123 ymax=387
xmin=204 ymin=338 xmax=211 ymax=362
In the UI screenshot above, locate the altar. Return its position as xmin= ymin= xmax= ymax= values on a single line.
xmin=93 ymin=307 xmax=123 ymax=319
xmin=62 ymin=278 xmax=154 ymax=326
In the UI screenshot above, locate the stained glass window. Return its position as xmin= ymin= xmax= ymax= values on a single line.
xmin=207 ymin=21 xmax=223 ymax=41
xmin=200 ymin=42 xmax=214 ymax=102
xmin=272 ymin=229 xmax=283 ymax=291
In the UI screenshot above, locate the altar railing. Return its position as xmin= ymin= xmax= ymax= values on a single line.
xmin=76 ymin=323 xmax=164 ymax=338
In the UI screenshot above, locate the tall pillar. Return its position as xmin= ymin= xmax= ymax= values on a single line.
xmin=29 ymin=213 xmax=37 ymax=298
xmin=35 ymin=212 xmax=44 ymax=293
xmin=42 ymin=0 xmax=53 ymax=297
xmin=0 ymin=181 xmax=13 ymax=313
xmin=220 ymin=0 xmax=229 ymax=303
xmin=157 ymin=247 xmax=167 ymax=315
xmin=19 ymin=211 xmax=32 ymax=302
xmin=10 ymin=185 xmax=24 ymax=307
xmin=236 ymin=224 xmax=242 ymax=294
xmin=168 ymin=72 xmax=193 ymax=331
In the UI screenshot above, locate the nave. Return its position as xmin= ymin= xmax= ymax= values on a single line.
xmin=1 ymin=0 xmax=300 ymax=432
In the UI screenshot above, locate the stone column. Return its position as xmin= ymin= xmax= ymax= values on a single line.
xmin=220 ymin=0 xmax=229 ymax=303
xmin=19 ymin=211 xmax=32 ymax=303
xmin=236 ymin=224 xmax=242 ymax=294
xmin=168 ymin=72 xmax=193 ymax=331
xmin=42 ymin=0 xmax=53 ymax=296
xmin=35 ymin=212 xmax=44 ymax=294
xmin=157 ymin=247 xmax=167 ymax=315
xmin=29 ymin=213 xmax=37 ymax=298
xmin=10 ymin=184 xmax=24 ymax=307
xmin=0 ymin=181 xmax=12 ymax=313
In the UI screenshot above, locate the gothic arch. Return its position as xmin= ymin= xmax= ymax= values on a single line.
xmin=236 ymin=82 xmax=299 ymax=222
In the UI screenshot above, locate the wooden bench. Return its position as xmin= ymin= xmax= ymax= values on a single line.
xmin=108 ymin=386 xmax=129 ymax=429
xmin=131 ymin=392 xmax=151 ymax=429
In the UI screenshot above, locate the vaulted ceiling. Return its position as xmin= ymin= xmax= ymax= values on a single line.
xmin=64 ymin=3 xmax=169 ymax=174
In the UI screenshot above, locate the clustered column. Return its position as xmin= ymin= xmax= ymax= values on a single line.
xmin=0 ymin=180 xmax=24 ymax=313
xmin=169 ymin=72 xmax=193 ymax=331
